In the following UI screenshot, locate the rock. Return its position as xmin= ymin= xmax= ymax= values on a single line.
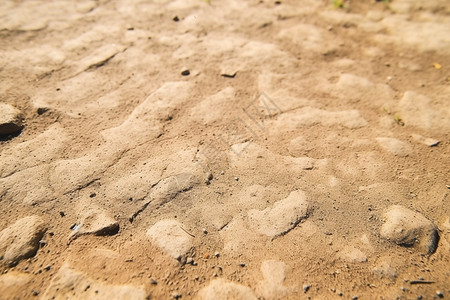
xmin=147 ymin=219 xmax=194 ymax=260
xmin=197 ymin=279 xmax=257 ymax=300
xmin=376 ymin=137 xmax=411 ymax=157
xmin=43 ymin=263 xmax=146 ymax=299
xmin=181 ymin=68 xmax=190 ymax=76
xmin=248 ymin=190 xmax=309 ymax=238
xmin=69 ymin=207 xmax=119 ymax=243
xmin=220 ymin=59 xmax=242 ymax=78
xmin=0 ymin=103 xmax=24 ymax=135
xmin=0 ymin=215 xmax=47 ymax=265
xmin=256 ymin=260 xmax=288 ymax=299
xmin=380 ymin=205 xmax=438 ymax=254
xmin=337 ymin=246 xmax=368 ymax=263
xmin=411 ymin=134 xmax=440 ymax=147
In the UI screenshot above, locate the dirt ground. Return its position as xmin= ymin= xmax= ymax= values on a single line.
xmin=0 ymin=0 xmax=449 ymax=299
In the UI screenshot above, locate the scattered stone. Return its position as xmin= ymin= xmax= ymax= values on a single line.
xmin=181 ymin=68 xmax=190 ymax=76
xmin=43 ymin=264 xmax=146 ymax=299
xmin=68 ymin=208 xmax=119 ymax=243
xmin=240 ymin=263 xmax=246 ymax=267
xmin=0 ymin=103 xmax=24 ymax=135
xmin=303 ymin=284 xmax=311 ymax=293
xmin=214 ymin=252 xmax=220 ymax=257
xmin=248 ymin=190 xmax=309 ymax=238
xmin=380 ymin=205 xmax=438 ymax=254
xmin=352 ymin=296 xmax=358 ymax=300
xmin=173 ymin=292 xmax=182 ymax=299
xmin=147 ymin=219 xmax=194 ymax=260
xmin=37 ymin=107 xmax=49 ymax=115
xmin=197 ymin=279 xmax=257 ymax=300
xmin=411 ymin=134 xmax=440 ymax=147
xmin=437 ymin=291 xmax=444 ymax=298
xmin=173 ymin=16 xmax=180 ymax=22
xmin=0 ymin=216 xmax=47 ymax=266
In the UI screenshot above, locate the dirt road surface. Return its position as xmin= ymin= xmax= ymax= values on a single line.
xmin=1 ymin=0 xmax=449 ymax=299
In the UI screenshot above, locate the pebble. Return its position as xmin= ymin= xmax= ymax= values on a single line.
xmin=0 ymin=103 xmax=24 ymax=135
xmin=181 ymin=68 xmax=190 ymax=76
xmin=437 ymin=291 xmax=444 ymax=298
xmin=214 ymin=252 xmax=220 ymax=257
xmin=303 ymin=284 xmax=311 ymax=293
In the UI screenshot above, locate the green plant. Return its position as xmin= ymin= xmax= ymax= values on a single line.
xmin=332 ymin=0 xmax=344 ymax=9
xmin=394 ymin=114 xmax=405 ymax=126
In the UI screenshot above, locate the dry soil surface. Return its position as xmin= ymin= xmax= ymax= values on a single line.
xmin=0 ymin=0 xmax=450 ymax=299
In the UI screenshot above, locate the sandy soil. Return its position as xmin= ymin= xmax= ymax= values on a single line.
xmin=1 ymin=0 xmax=449 ymax=299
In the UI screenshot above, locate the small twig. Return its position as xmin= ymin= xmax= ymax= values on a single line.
xmin=410 ymin=280 xmax=435 ymax=285
xmin=179 ymin=226 xmax=195 ymax=238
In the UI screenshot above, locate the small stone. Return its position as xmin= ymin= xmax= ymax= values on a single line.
xmin=173 ymin=293 xmax=182 ymax=299
xmin=214 ymin=252 xmax=220 ymax=257
xmin=240 ymin=263 xmax=246 ymax=267
xmin=186 ymin=257 xmax=194 ymax=265
xmin=203 ymin=228 xmax=208 ymax=234
xmin=0 ymin=103 xmax=24 ymax=135
xmin=303 ymin=284 xmax=311 ymax=293
xmin=411 ymin=134 xmax=440 ymax=147
xmin=151 ymin=279 xmax=158 ymax=285
xmin=234 ymin=177 xmax=239 ymax=181
xmin=181 ymin=69 xmax=190 ymax=76
xmin=352 ymin=296 xmax=358 ymax=300
xmin=437 ymin=291 xmax=444 ymax=298
xmin=173 ymin=16 xmax=179 ymax=22
xmin=37 ymin=107 xmax=49 ymax=115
